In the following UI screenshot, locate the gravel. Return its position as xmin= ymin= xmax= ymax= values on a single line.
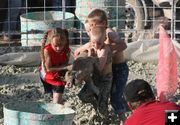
xmin=0 ymin=61 xmax=179 ymax=125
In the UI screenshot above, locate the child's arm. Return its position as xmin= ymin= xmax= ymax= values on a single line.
xmin=106 ymin=28 xmax=127 ymax=52
xmin=74 ymin=42 xmax=91 ymax=59
xmin=44 ymin=49 xmax=72 ymax=72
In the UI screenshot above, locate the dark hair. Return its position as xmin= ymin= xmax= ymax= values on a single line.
xmin=124 ymin=79 xmax=155 ymax=103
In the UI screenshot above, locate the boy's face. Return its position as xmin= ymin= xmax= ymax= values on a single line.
xmin=84 ymin=19 xmax=96 ymax=36
xmin=84 ymin=18 xmax=106 ymax=36
xmin=90 ymin=34 xmax=105 ymax=49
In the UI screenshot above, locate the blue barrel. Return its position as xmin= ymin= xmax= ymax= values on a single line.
xmin=4 ymin=101 xmax=75 ymax=125
xmin=20 ymin=11 xmax=74 ymax=46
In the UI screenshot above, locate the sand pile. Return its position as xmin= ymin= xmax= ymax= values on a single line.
xmin=0 ymin=61 xmax=179 ymax=125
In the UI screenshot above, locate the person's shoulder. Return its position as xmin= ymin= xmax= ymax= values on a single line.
xmin=125 ymin=113 xmax=140 ymax=125
xmin=163 ymin=101 xmax=180 ymax=109
xmin=44 ymin=43 xmax=51 ymax=49
xmin=64 ymin=46 xmax=71 ymax=54
xmin=44 ymin=44 xmax=54 ymax=54
xmin=144 ymin=100 xmax=180 ymax=110
xmin=65 ymin=45 xmax=71 ymax=51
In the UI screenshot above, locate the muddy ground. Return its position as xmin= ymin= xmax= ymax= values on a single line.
xmin=0 ymin=61 xmax=180 ymax=125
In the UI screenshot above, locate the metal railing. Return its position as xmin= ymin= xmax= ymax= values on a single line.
xmin=0 ymin=0 xmax=179 ymax=47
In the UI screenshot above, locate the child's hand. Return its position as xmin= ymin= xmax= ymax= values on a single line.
xmin=88 ymin=48 xmax=97 ymax=57
xmin=66 ymin=65 xmax=73 ymax=71
xmin=64 ymin=70 xmax=73 ymax=88
xmin=106 ymin=28 xmax=120 ymax=42
xmin=65 ymin=82 xmax=73 ymax=88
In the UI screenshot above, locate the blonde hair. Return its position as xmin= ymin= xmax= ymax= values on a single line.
xmin=40 ymin=28 xmax=69 ymax=71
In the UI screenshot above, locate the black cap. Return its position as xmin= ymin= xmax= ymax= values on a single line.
xmin=124 ymin=79 xmax=154 ymax=102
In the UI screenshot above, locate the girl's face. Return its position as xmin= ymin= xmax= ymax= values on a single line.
xmin=51 ymin=36 xmax=65 ymax=53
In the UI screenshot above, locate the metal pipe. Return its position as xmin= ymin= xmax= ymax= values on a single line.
xmin=7 ymin=0 xmax=10 ymax=38
xmin=170 ymin=0 xmax=176 ymax=40
xmin=43 ymin=0 xmax=46 ymax=21
xmin=25 ymin=0 xmax=28 ymax=45
xmin=116 ymin=0 xmax=119 ymax=28
xmin=62 ymin=0 xmax=66 ymax=29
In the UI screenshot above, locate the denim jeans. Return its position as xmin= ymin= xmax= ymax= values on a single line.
xmin=111 ymin=62 xmax=129 ymax=114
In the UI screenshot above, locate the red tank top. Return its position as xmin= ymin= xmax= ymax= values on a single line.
xmin=40 ymin=44 xmax=70 ymax=86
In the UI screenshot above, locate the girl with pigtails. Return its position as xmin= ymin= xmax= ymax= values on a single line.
xmin=39 ymin=28 xmax=71 ymax=104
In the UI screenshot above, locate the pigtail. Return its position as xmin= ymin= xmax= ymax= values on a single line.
xmin=63 ymin=29 xmax=69 ymax=48
xmin=40 ymin=30 xmax=51 ymax=71
xmin=63 ymin=29 xmax=71 ymax=64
